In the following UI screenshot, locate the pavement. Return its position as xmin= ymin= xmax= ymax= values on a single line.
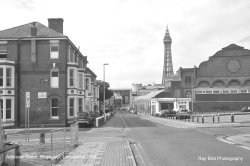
xmin=55 ymin=137 xmax=136 ymax=166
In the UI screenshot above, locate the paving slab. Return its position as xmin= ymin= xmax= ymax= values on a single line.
xmin=56 ymin=139 xmax=136 ymax=166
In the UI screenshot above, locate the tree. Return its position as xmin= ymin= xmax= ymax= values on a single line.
xmin=96 ymin=80 xmax=114 ymax=102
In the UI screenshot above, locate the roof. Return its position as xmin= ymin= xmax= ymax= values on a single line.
xmin=85 ymin=67 xmax=97 ymax=78
xmin=134 ymin=89 xmax=165 ymax=100
xmin=0 ymin=22 xmax=66 ymax=39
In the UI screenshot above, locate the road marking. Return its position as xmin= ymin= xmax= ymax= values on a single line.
xmin=217 ymin=136 xmax=250 ymax=151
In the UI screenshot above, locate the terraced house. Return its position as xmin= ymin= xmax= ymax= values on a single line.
xmin=0 ymin=18 xmax=99 ymax=127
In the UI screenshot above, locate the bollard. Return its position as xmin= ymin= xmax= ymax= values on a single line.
xmin=231 ymin=113 xmax=234 ymax=123
xmin=217 ymin=114 xmax=220 ymax=123
xmin=197 ymin=116 xmax=199 ymax=123
xmin=15 ymin=145 xmax=21 ymax=166
xmin=202 ymin=115 xmax=204 ymax=123
xmin=212 ymin=115 xmax=215 ymax=123
xmin=4 ymin=134 xmax=7 ymax=142
xmin=40 ymin=133 xmax=45 ymax=143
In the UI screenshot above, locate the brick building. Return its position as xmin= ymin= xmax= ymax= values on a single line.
xmin=0 ymin=18 xmax=99 ymax=127
xmin=169 ymin=44 xmax=250 ymax=112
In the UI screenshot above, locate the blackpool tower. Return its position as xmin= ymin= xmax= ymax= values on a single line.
xmin=162 ymin=26 xmax=174 ymax=87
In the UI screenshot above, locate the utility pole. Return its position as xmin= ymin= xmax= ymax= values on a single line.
xmin=103 ymin=63 xmax=108 ymax=122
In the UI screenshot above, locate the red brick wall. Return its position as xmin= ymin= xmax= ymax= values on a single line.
xmin=18 ymin=39 xmax=68 ymax=127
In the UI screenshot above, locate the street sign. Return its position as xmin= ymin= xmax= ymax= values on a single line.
xmin=26 ymin=92 xmax=30 ymax=108
xmin=38 ymin=92 xmax=47 ymax=98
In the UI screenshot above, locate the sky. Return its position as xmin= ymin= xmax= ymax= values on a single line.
xmin=1 ymin=0 xmax=250 ymax=89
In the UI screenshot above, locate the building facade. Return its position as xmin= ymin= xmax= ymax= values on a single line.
xmin=111 ymin=89 xmax=132 ymax=108
xmin=0 ymin=18 xmax=99 ymax=127
xmin=193 ymin=44 xmax=250 ymax=112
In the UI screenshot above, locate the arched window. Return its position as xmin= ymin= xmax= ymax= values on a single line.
xmin=198 ymin=81 xmax=210 ymax=87
xmin=50 ymin=68 xmax=59 ymax=88
xmin=213 ymin=80 xmax=225 ymax=87
xmin=228 ymin=80 xmax=241 ymax=87
xmin=243 ymin=80 xmax=250 ymax=86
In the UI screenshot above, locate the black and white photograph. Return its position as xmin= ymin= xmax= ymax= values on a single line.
xmin=0 ymin=0 xmax=250 ymax=165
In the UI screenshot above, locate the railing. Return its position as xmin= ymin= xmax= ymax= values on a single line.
xmin=4 ymin=123 xmax=79 ymax=165
xmin=162 ymin=112 xmax=250 ymax=124
xmin=0 ymin=143 xmax=20 ymax=166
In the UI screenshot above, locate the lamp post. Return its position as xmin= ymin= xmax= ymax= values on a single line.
xmin=103 ymin=63 xmax=109 ymax=122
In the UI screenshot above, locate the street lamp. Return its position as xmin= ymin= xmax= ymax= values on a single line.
xmin=103 ymin=63 xmax=109 ymax=122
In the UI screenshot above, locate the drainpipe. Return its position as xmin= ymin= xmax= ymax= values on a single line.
xmin=16 ymin=38 xmax=22 ymax=127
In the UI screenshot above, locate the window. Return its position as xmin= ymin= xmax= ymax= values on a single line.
xmin=0 ymin=68 xmax=3 ymax=87
xmin=69 ymin=69 xmax=75 ymax=87
xmin=0 ymin=98 xmax=14 ymax=121
xmin=50 ymin=41 xmax=59 ymax=59
xmin=79 ymin=73 xmax=83 ymax=90
xmin=69 ymin=98 xmax=75 ymax=117
xmin=73 ymin=51 xmax=78 ymax=63
xmin=78 ymin=98 xmax=83 ymax=112
xmin=0 ymin=99 xmax=3 ymax=119
xmin=185 ymin=76 xmax=192 ymax=84
xmin=51 ymin=98 xmax=59 ymax=118
xmin=6 ymin=99 xmax=11 ymax=119
xmin=6 ymin=68 xmax=12 ymax=86
xmin=85 ymin=77 xmax=90 ymax=91
xmin=50 ymin=68 xmax=59 ymax=88
xmin=68 ymin=46 xmax=74 ymax=62
xmin=0 ymin=66 xmax=14 ymax=88
xmin=0 ymin=41 xmax=7 ymax=58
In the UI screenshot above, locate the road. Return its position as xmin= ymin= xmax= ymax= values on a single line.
xmin=103 ymin=110 xmax=250 ymax=166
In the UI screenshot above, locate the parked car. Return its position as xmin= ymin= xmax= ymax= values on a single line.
xmin=129 ymin=108 xmax=137 ymax=114
xmin=176 ymin=109 xmax=192 ymax=119
xmin=241 ymin=106 xmax=250 ymax=112
xmin=89 ymin=111 xmax=101 ymax=124
xmin=77 ymin=112 xmax=93 ymax=127
xmin=160 ymin=109 xmax=176 ymax=118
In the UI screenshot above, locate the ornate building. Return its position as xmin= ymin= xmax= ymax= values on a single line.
xmin=193 ymin=44 xmax=250 ymax=112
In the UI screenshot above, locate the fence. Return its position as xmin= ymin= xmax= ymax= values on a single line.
xmin=163 ymin=112 xmax=250 ymax=124
xmin=4 ymin=122 xmax=79 ymax=165
xmin=0 ymin=143 xmax=20 ymax=166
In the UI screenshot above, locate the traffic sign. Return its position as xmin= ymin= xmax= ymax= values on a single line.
xmin=26 ymin=92 xmax=30 ymax=108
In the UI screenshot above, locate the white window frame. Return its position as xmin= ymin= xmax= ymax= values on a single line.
xmin=50 ymin=40 xmax=59 ymax=59
xmin=50 ymin=68 xmax=59 ymax=88
xmin=50 ymin=98 xmax=59 ymax=119
xmin=0 ymin=97 xmax=14 ymax=122
xmin=78 ymin=73 xmax=84 ymax=90
xmin=0 ymin=41 xmax=7 ymax=59
xmin=0 ymin=65 xmax=15 ymax=88
xmin=68 ymin=97 xmax=76 ymax=118
xmin=85 ymin=77 xmax=90 ymax=91
xmin=68 ymin=67 xmax=77 ymax=88
xmin=78 ymin=97 xmax=84 ymax=113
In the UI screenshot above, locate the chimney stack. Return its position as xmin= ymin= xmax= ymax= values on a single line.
xmin=31 ymin=22 xmax=37 ymax=37
xmin=48 ymin=18 xmax=64 ymax=34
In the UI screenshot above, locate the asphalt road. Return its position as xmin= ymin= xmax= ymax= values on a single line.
xmin=105 ymin=111 xmax=250 ymax=166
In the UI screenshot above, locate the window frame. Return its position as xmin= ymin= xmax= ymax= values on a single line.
xmin=0 ymin=65 xmax=15 ymax=88
xmin=0 ymin=97 xmax=14 ymax=122
xmin=50 ymin=68 xmax=59 ymax=88
xmin=68 ymin=97 xmax=75 ymax=118
xmin=50 ymin=40 xmax=59 ymax=59
xmin=50 ymin=98 xmax=59 ymax=119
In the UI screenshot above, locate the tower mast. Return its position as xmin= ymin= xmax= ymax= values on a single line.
xmin=162 ymin=26 xmax=174 ymax=87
